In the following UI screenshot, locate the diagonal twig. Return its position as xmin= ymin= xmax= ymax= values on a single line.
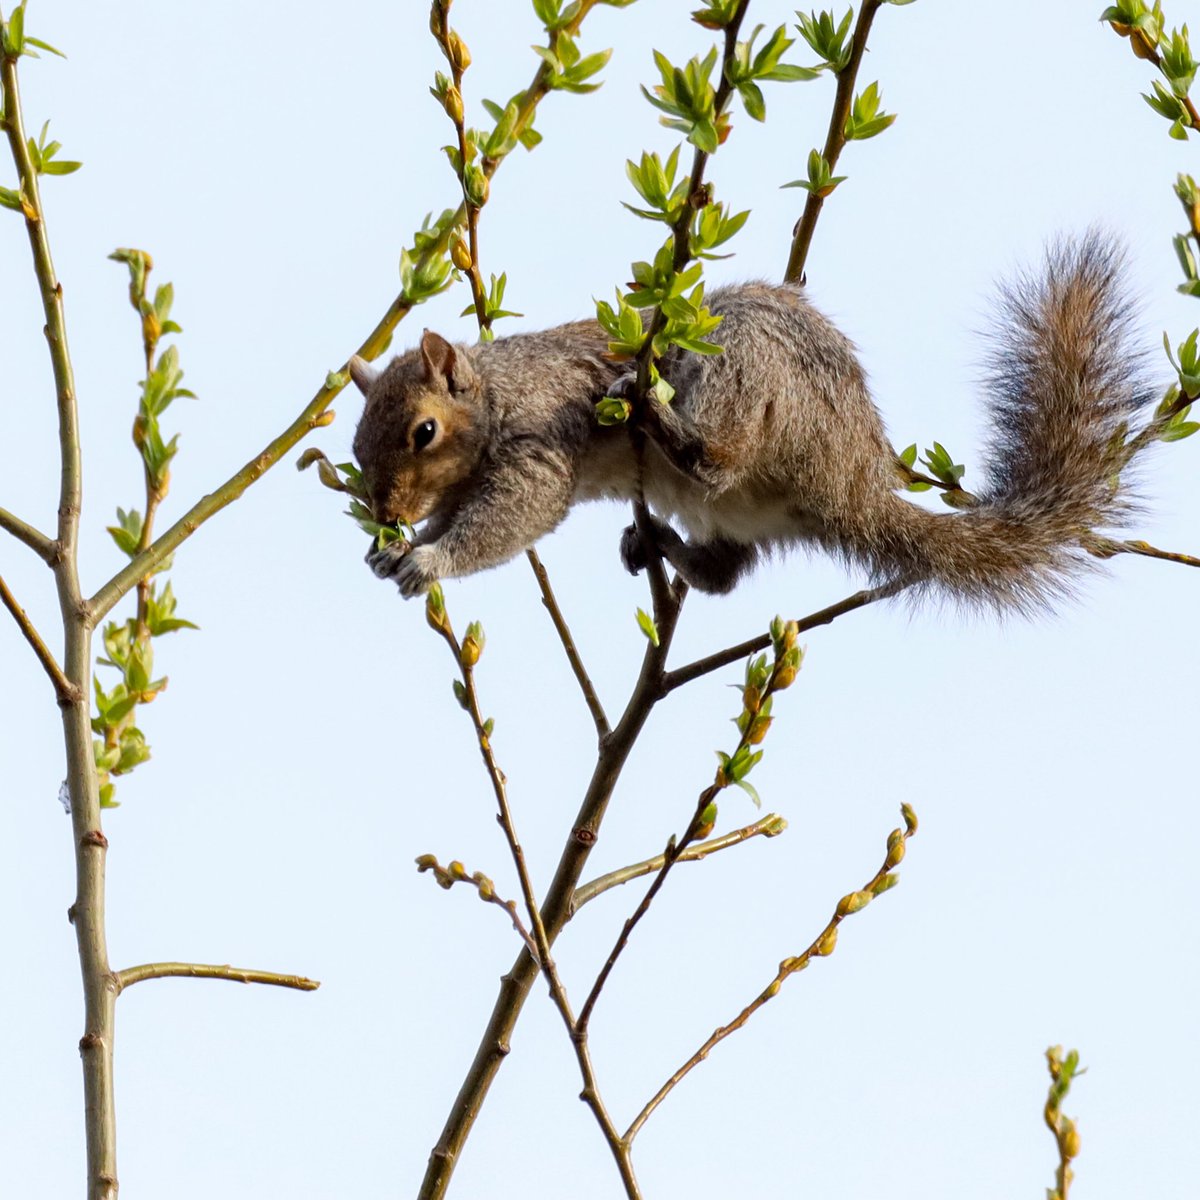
xmin=663 ymin=581 xmax=902 ymax=693
xmin=571 ymin=813 xmax=788 ymax=914
xmin=624 ymin=805 xmax=917 ymax=1144
xmin=0 ymin=505 xmax=56 ymax=563
xmin=0 ymin=571 xmax=76 ymax=703
xmin=526 ymin=549 xmax=610 ymax=741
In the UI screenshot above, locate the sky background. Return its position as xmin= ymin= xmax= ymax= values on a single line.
xmin=2 ymin=1 xmax=1198 ymax=1197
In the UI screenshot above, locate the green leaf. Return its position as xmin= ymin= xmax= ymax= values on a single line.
xmin=636 ymin=607 xmax=660 ymax=646
xmin=41 ymin=159 xmax=82 ymax=175
xmin=734 ymin=778 xmax=763 ymax=808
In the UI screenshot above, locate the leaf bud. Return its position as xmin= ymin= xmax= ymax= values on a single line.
xmin=447 ymin=31 xmax=472 ymax=72
xmin=901 ymin=802 xmax=918 ymax=834
xmin=460 ymin=636 xmax=481 ymax=668
xmin=1060 ymin=1122 xmax=1080 ymax=1160
xmin=885 ymin=829 xmax=906 ymax=868
xmin=463 ymin=164 xmax=489 ymax=207
xmin=425 ymin=584 xmax=448 ymax=632
xmin=415 ymin=854 xmax=437 ymax=871
xmin=313 ymin=409 xmax=336 ymax=427
xmin=443 ymin=84 xmax=464 ymax=125
xmin=745 ymin=714 xmax=772 ymax=745
xmin=448 ymin=860 xmax=467 ymax=880
xmin=695 ymin=800 xmax=718 ymax=839
xmin=451 ymin=236 xmax=472 ymax=270
xmin=836 ymin=890 xmax=871 ymax=917
xmin=452 ymin=679 xmax=468 ymax=708
xmin=813 ymin=927 xmax=838 ymax=957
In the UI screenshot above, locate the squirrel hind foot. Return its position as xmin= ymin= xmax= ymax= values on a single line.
xmin=619 ymin=516 xmax=757 ymax=595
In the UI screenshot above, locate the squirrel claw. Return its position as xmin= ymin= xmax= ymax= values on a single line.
xmin=619 ymin=523 xmax=647 ymax=575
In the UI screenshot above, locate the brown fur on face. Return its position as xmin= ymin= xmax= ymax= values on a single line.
xmin=352 ymin=339 xmax=493 ymax=526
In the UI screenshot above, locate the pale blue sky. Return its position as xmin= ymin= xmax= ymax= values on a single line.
xmin=2 ymin=2 xmax=1198 ymax=1197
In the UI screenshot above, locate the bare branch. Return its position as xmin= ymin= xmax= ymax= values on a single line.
xmin=1 ymin=571 xmax=76 ymax=704
xmin=571 ymin=814 xmax=787 ymax=914
xmin=1114 ymin=538 xmax=1200 ymax=570
xmin=416 ymin=853 xmax=539 ymax=959
xmin=115 ymin=962 xmax=319 ymax=992
xmin=525 ymin=549 xmax=610 ymax=741
xmin=663 ymin=582 xmax=901 ymax=693
xmin=0 ymin=505 xmax=56 ymax=564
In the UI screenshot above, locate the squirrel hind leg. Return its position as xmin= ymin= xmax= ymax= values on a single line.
xmin=620 ymin=515 xmax=756 ymax=594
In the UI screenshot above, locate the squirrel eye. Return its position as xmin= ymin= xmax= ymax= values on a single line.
xmin=412 ymin=419 xmax=437 ymax=452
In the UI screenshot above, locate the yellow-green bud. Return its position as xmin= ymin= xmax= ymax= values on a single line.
xmin=460 ymin=635 xmax=481 ymax=668
xmin=451 ymin=236 xmax=472 ymax=270
xmin=813 ymin=927 xmax=838 ymax=957
xmin=836 ymin=890 xmax=871 ymax=917
xmin=448 ymin=31 xmax=471 ymax=72
xmin=443 ymin=84 xmax=464 ymax=125
xmin=885 ymin=829 xmax=906 ymax=868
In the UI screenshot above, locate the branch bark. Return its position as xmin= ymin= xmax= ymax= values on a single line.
xmin=785 ymin=0 xmax=885 ymax=284
xmin=115 ymin=962 xmax=320 ymax=992
xmin=2 ymin=19 xmax=118 ymax=1196
xmin=0 ymin=572 xmax=76 ymax=702
xmin=0 ymin=504 xmax=56 ymax=563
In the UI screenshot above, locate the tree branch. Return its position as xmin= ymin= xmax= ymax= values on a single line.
xmin=663 ymin=582 xmax=901 ymax=693
xmin=571 ymin=813 xmax=787 ymax=914
xmin=0 ymin=505 xmax=56 ymax=563
xmin=87 ymin=0 xmax=600 ymax=629
xmin=624 ymin=805 xmax=917 ymax=1144
xmin=785 ymin=0 xmax=885 ymax=284
xmin=419 ymin=575 xmax=686 ymax=1200
xmin=525 ymin=549 xmax=610 ymax=741
xmin=416 ymin=853 xmax=539 ymax=959
xmin=1114 ymin=538 xmax=1200 ymax=569
xmin=115 ymin=962 xmax=319 ymax=992
xmin=3 ymin=18 xmax=117 ymax=1197
xmin=0 ymin=572 xmax=76 ymax=702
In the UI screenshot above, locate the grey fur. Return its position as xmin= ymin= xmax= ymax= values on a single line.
xmin=353 ymin=235 xmax=1153 ymax=609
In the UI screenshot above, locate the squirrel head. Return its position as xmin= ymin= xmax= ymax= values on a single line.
xmin=350 ymin=331 xmax=490 ymax=526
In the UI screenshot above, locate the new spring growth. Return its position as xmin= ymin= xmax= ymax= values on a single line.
xmin=716 ymin=617 xmax=804 ymax=808
xmin=1044 ymin=1045 xmax=1084 ymax=1200
xmin=461 ymin=621 xmax=486 ymax=668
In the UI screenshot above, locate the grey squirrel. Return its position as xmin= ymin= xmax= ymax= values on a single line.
xmin=350 ymin=236 xmax=1152 ymax=610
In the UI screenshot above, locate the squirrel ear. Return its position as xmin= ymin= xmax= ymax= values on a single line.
xmin=348 ymin=355 xmax=378 ymax=397
xmin=420 ymin=330 xmax=457 ymax=384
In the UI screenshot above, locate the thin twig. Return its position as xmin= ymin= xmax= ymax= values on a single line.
xmin=625 ymin=806 xmax=917 ymax=1144
xmin=416 ymin=853 xmax=540 ymax=959
xmin=3 ymin=18 xmax=116 ymax=1197
xmin=576 ymin=787 xmax=717 ymax=1034
xmin=419 ymin=575 xmax=686 ymax=1200
xmin=663 ymin=581 xmax=901 ymax=693
xmin=1116 ymin=538 xmax=1200 ymax=569
xmin=86 ymin=2 xmax=596 ymax=628
xmin=785 ymin=0 xmax=884 ymax=284
xmin=526 ymin=549 xmax=610 ymax=740
xmin=115 ymin=962 xmax=319 ymax=992
xmin=1043 ymin=1045 xmax=1083 ymax=1200
xmin=0 ymin=572 xmax=76 ymax=702
xmin=578 ymin=612 xmax=800 ymax=1035
xmin=0 ymin=505 xmax=56 ymax=563
xmin=427 ymin=599 xmax=640 ymax=1196
xmin=571 ymin=813 xmax=787 ymax=914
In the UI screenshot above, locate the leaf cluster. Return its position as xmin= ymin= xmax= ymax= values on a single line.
xmin=92 ymin=581 xmax=195 ymax=808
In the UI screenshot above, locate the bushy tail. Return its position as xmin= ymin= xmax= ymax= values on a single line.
xmin=873 ymin=234 xmax=1157 ymax=612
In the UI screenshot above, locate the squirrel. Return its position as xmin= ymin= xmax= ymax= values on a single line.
xmin=349 ymin=235 xmax=1152 ymax=611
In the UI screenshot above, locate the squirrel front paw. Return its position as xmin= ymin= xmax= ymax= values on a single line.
xmin=366 ymin=541 xmax=440 ymax=598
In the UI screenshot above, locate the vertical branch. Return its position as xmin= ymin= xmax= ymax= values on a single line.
xmin=1 ymin=15 xmax=118 ymax=1198
xmin=785 ymin=0 xmax=884 ymax=284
